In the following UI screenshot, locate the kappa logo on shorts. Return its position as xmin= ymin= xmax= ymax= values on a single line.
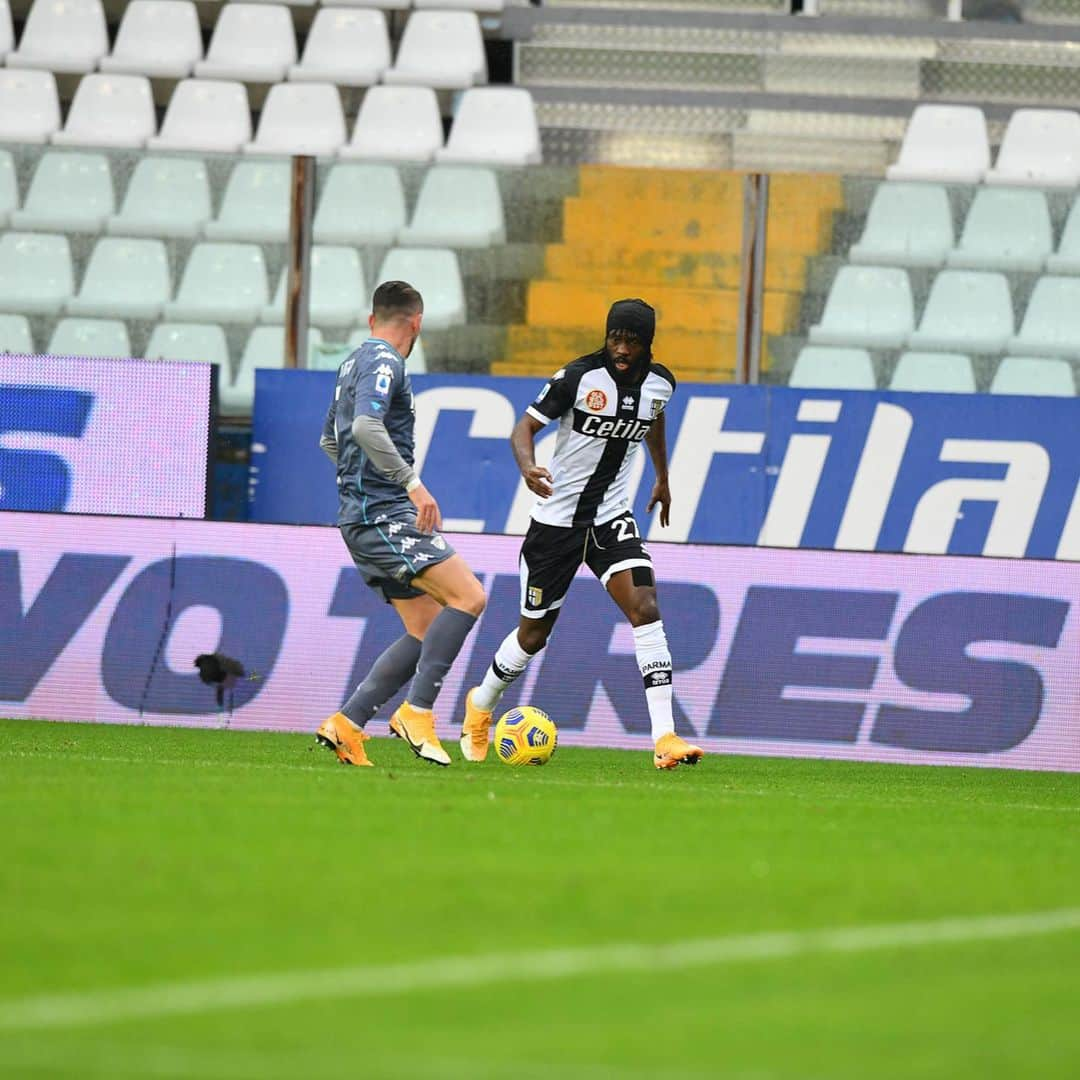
xmin=414 ymin=553 xmax=432 ymax=564
xmin=393 ymin=565 xmax=410 ymax=581
xmin=400 ymin=537 xmax=419 ymax=552
xmin=387 ymin=522 xmax=404 ymax=536
xmin=585 ymin=389 xmax=607 ymax=412
xmin=527 ymin=586 xmax=544 ymax=607
xmin=650 ymin=398 xmax=666 ymax=418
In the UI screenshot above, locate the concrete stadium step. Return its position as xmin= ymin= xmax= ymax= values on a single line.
xmin=543 ymin=244 xmax=809 ymax=292
xmin=526 ymin=280 xmax=798 ymax=335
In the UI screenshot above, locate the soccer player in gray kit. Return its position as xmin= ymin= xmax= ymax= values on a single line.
xmin=460 ymin=298 xmax=704 ymax=770
xmin=315 ymin=280 xmax=486 ymax=767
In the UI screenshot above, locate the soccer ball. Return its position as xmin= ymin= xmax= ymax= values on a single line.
xmin=494 ymin=706 xmax=558 ymax=766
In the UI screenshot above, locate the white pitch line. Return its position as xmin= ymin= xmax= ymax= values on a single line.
xmin=1 ymin=908 xmax=1078 ymax=1035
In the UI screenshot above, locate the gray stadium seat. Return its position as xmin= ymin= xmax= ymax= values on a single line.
xmin=47 ymin=317 xmax=131 ymax=359
xmin=313 ymin=163 xmax=405 ymax=246
xmin=1007 ymin=276 xmax=1080 ymax=358
xmin=398 ymin=166 xmax=505 ymax=248
xmin=66 ymin=237 xmax=171 ymax=320
xmin=0 ymin=232 xmax=73 ymax=315
xmin=789 ymin=346 xmax=876 ymax=389
xmin=888 ymin=352 xmax=976 ymax=394
xmin=376 ymin=247 xmax=465 ymax=329
xmin=946 ymin=188 xmax=1052 ymax=273
xmin=848 ymin=182 xmax=953 ymax=269
xmin=808 ymin=266 xmax=914 ymax=349
xmin=907 ymin=270 xmax=1014 ymax=354
xmin=0 ymin=313 xmax=33 ymax=354
xmin=1045 ymin=199 xmax=1080 ymax=275
xmin=990 ymin=356 xmax=1076 ymax=396
xmin=145 ymin=322 xmax=229 ymax=368
xmin=164 ymin=242 xmax=269 ymax=324
xmin=223 ymin=325 xmax=324 ymax=414
xmin=9 ymin=151 xmax=114 ymax=233
xmin=260 ymin=246 xmax=367 ymax=330
xmin=105 ymin=156 xmax=212 ymax=239
xmin=204 ymin=160 xmax=291 ymax=243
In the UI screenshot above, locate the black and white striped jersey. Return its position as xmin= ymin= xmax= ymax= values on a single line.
xmin=525 ymin=350 xmax=676 ymax=529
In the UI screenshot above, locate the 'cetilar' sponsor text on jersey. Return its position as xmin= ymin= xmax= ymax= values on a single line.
xmin=526 ymin=350 xmax=676 ymax=528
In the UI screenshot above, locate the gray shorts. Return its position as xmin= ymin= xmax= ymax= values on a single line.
xmin=340 ymin=516 xmax=456 ymax=601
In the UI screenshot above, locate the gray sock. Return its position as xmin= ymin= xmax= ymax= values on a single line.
xmin=341 ymin=634 xmax=422 ymax=727
xmin=408 ymin=607 xmax=478 ymax=711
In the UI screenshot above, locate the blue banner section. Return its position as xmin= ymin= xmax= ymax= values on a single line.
xmin=250 ymin=370 xmax=1080 ymax=560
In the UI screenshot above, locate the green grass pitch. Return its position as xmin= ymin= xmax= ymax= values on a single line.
xmin=1 ymin=719 xmax=1078 ymax=1079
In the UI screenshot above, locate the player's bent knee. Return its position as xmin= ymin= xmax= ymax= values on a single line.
xmin=629 ymin=597 xmax=660 ymax=627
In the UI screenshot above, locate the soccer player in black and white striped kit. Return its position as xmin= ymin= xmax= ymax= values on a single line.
xmin=460 ymin=299 xmax=704 ymax=770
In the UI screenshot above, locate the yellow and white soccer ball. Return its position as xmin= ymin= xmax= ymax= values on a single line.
xmin=494 ymin=706 xmax=558 ymax=766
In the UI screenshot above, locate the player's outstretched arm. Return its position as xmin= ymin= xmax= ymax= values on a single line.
xmin=511 ymin=414 xmax=553 ymax=498
xmin=644 ymin=412 xmax=671 ymax=528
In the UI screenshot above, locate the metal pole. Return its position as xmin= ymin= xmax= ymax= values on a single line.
xmin=284 ymin=154 xmax=315 ymax=370
xmin=735 ymin=172 xmax=769 ymax=385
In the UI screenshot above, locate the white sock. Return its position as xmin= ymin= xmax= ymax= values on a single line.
xmin=634 ymin=620 xmax=674 ymax=742
xmin=473 ymin=629 xmax=541 ymax=711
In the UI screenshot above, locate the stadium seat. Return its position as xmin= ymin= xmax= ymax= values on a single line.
xmin=6 ymin=0 xmax=107 ymax=74
xmin=0 ymin=70 xmax=60 ymax=143
xmin=888 ymin=352 xmax=976 ymax=394
xmin=0 ymin=1 xmax=12 ymax=63
xmin=985 ymin=109 xmax=1080 ymax=189
xmin=348 ymin=326 xmax=428 ymax=372
xmin=261 ymin=246 xmax=367 ymax=329
xmin=100 ymin=0 xmax=203 ymax=79
xmin=243 ymin=82 xmax=346 ymax=157
xmin=147 ymin=79 xmax=252 ymax=154
xmin=1046 ymin=199 xmax=1080 ymax=275
xmin=332 ymin=0 xmax=408 ymax=10
xmin=0 ymin=232 xmax=73 ymax=315
xmin=946 ymin=188 xmax=1053 ymax=273
xmin=223 ymin=325 xmax=324 ymax=413
xmin=10 ymin=151 xmax=114 ymax=233
xmin=0 ymin=150 xmax=13 ymax=226
xmin=241 ymin=0 xmax=315 ymax=6
xmin=195 ymin=3 xmax=297 ymax=83
xmin=885 ymin=105 xmax=989 ymax=184
xmin=437 ymin=88 xmax=542 ymax=166
xmin=145 ymin=322 xmax=230 ymax=368
xmin=287 ymin=7 xmax=390 ymax=87
xmin=204 ymin=160 xmax=290 ymax=243
xmin=788 ymin=346 xmax=875 ymax=389
xmin=990 ymin=356 xmax=1076 ymax=396
xmin=105 ymin=156 xmax=211 ymax=239
xmin=808 ymin=266 xmax=914 ymax=349
xmin=1007 ymin=276 xmax=1080 ymax=358
xmin=908 ymin=270 xmax=1014 ymax=354
xmin=399 ymin=166 xmax=505 ymax=247
xmin=848 ymin=182 xmax=953 ymax=268
xmin=164 ymin=242 xmax=269 ymax=324
xmin=0 ymin=314 xmax=33 ymax=354
xmin=51 ymin=74 xmax=155 ymax=148
xmin=339 ymin=86 xmax=443 ymax=162
xmin=66 ymin=237 xmax=171 ymax=320
xmin=312 ymin=163 xmax=405 ymax=246
xmin=376 ymin=248 xmax=465 ymax=329
xmin=414 ymin=0 xmax=504 ymax=10
xmin=383 ymin=11 xmax=487 ymax=90
xmin=46 ymin=317 xmax=131 ymax=359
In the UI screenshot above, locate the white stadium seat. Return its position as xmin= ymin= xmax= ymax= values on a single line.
xmin=0 ymin=150 xmax=16 ymax=226
xmin=100 ymin=0 xmax=203 ymax=79
xmin=10 ymin=151 xmax=114 ymax=233
xmin=260 ymin=245 xmax=367 ymax=329
xmin=7 ymin=0 xmax=108 ymax=74
xmin=288 ymin=7 xmax=389 ymax=87
xmin=106 ymin=156 xmax=212 ymax=239
xmin=0 ymin=0 xmax=12 ymax=63
xmin=788 ymin=346 xmax=876 ymax=390
xmin=888 ymin=352 xmax=976 ymax=394
xmin=985 ymin=109 xmax=1080 ymax=189
xmin=47 ymin=317 xmax=131 ymax=359
xmin=946 ymin=188 xmax=1052 ymax=273
xmin=0 ymin=314 xmax=34 ymax=354
xmin=313 ymin=163 xmax=406 ymax=246
xmin=886 ymin=104 xmax=990 ymax=184
xmin=0 ymin=232 xmax=73 ymax=315
xmin=1046 ymin=199 xmax=1080 ymax=276
xmin=383 ymin=11 xmax=487 ymax=90
xmin=204 ymin=160 xmax=291 ymax=243
xmin=398 ymin=166 xmax=505 ymax=247
xmin=339 ymin=86 xmax=443 ymax=162
xmin=52 ymin=74 xmax=156 ymax=149
xmin=991 ymin=356 xmax=1076 ymax=396
xmin=145 ymin=322 xmax=230 ymax=368
xmin=164 ymin=242 xmax=269 ymax=324
xmin=195 ymin=3 xmax=297 ymax=83
xmin=849 ymin=183 xmax=953 ymax=268
xmin=0 ymin=70 xmax=60 ymax=143
xmin=243 ymin=82 xmax=346 ymax=157
xmin=67 ymin=237 xmax=171 ymax=320
xmin=147 ymin=79 xmax=252 ymax=153
xmin=908 ymin=270 xmax=1014 ymax=354
xmin=437 ymin=88 xmax=542 ymax=166
xmin=376 ymin=247 xmax=465 ymax=329
xmin=808 ymin=265 xmax=914 ymax=349
xmin=1007 ymin=276 xmax=1080 ymax=359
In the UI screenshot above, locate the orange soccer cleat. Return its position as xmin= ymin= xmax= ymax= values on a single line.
xmin=315 ymin=712 xmax=374 ymax=767
xmin=389 ymin=701 xmax=451 ymax=767
xmin=459 ymin=688 xmax=493 ymax=763
xmin=654 ymin=731 xmax=704 ymax=771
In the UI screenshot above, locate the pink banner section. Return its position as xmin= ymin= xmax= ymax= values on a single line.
xmin=2 ymin=513 xmax=1078 ymax=772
